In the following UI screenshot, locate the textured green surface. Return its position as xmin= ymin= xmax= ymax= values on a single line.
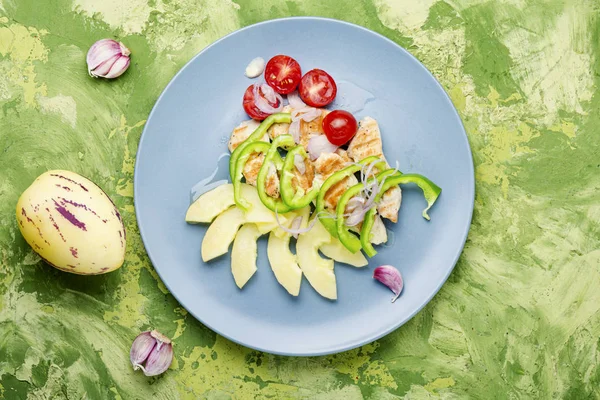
xmin=1 ymin=0 xmax=599 ymax=398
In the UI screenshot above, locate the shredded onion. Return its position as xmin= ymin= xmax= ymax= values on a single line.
xmin=341 ymin=159 xmax=401 ymax=227
xmin=294 ymin=154 xmax=306 ymax=174
xmin=344 ymin=191 xmax=376 ymax=227
xmin=345 ymin=206 xmax=369 ymax=227
xmin=288 ymin=107 xmax=321 ymax=144
xmin=307 ymin=135 xmax=339 ymax=160
xmin=289 ymin=120 xmax=301 ymax=143
xmin=363 ymin=159 xmax=381 ymax=182
xmin=347 ymin=197 xmax=366 ymax=211
xmin=290 ymin=216 xmax=303 ymax=239
xmin=253 ymin=83 xmax=283 ymax=114
xmin=292 ymin=107 xmax=321 ymax=123
xmin=287 ymin=91 xmax=307 ymax=109
xmin=274 ymin=211 xmax=337 ymax=236
xmin=260 ymin=83 xmax=277 ymax=104
xmin=344 ymin=196 xmax=369 ymax=226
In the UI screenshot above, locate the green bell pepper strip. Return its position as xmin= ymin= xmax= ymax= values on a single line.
xmin=316 ymin=156 xmax=386 ymax=238
xmin=229 ymin=113 xmax=292 ymax=182
xmin=280 ymin=145 xmax=320 ymax=208
xmin=335 ymin=169 xmax=396 ymax=253
xmin=233 ymin=141 xmax=271 ymax=211
xmin=360 ymin=173 xmax=442 ymax=257
xmin=256 ymin=135 xmax=296 ymax=213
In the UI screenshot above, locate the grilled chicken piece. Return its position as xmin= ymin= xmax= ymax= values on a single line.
xmin=377 ymin=186 xmax=402 ymax=223
xmin=370 ymin=215 xmax=388 ymax=244
xmin=242 ymin=153 xmax=280 ymax=198
xmin=292 ymin=157 xmax=315 ymax=193
xmin=347 ymin=117 xmax=383 ymax=161
xmin=298 ymin=109 xmax=330 ymax=150
xmin=347 ymin=116 xmax=401 ymax=222
xmin=268 ymin=105 xmax=293 ymax=140
xmin=269 ymin=108 xmax=329 ymax=198
xmin=348 ymin=215 xmax=387 ymax=244
xmin=230 ymin=119 xmax=279 ymax=197
xmin=314 ymin=152 xmax=358 ymax=212
xmin=323 ymin=175 xmax=359 ymax=212
xmin=228 ymin=119 xmax=263 ymax=152
xmin=314 ymin=152 xmax=348 ymax=180
xmin=335 ymin=149 xmax=353 ymax=164
xmin=242 ymin=153 xmax=263 ymax=187
xmin=269 ymin=107 xmax=330 ymax=148
xmin=265 ymin=163 xmax=280 ymax=198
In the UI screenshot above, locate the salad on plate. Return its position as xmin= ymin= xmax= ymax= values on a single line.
xmin=185 ymin=54 xmax=441 ymax=301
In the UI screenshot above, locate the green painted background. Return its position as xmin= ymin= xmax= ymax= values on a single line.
xmin=1 ymin=0 xmax=599 ymax=398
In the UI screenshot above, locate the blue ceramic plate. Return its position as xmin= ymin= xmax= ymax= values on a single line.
xmin=134 ymin=17 xmax=474 ymax=356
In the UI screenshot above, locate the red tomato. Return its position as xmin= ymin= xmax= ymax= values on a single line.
xmin=264 ymin=55 xmax=302 ymax=94
xmin=243 ymin=85 xmax=279 ymax=120
xmin=299 ymin=69 xmax=337 ymax=108
xmin=322 ymin=110 xmax=357 ymax=146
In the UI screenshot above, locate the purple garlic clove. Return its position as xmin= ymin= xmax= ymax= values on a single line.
xmin=130 ymin=331 xmax=156 ymax=368
xmin=87 ymin=39 xmax=131 ymax=79
xmin=373 ymin=265 xmax=404 ymax=303
xmin=130 ymin=330 xmax=173 ymax=376
xmin=143 ymin=338 xmax=174 ymax=377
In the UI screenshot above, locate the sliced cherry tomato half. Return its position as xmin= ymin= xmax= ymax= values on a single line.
xmin=322 ymin=110 xmax=357 ymax=146
xmin=299 ymin=69 xmax=337 ymax=108
xmin=243 ymin=84 xmax=280 ymax=121
xmin=264 ymin=55 xmax=302 ymax=94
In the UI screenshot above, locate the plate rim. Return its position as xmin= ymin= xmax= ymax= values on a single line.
xmin=134 ymin=16 xmax=475 ymax=356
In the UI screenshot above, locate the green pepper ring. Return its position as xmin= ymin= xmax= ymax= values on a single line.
xmin=233 ymin=141 xmax=272 ymax=211
xmin=280 ymin=145 xmax=320 ymax=209
xmin=316 ymin=156 xmax=387 ymax=238
xmin=229 ymin=113 xmax=292 ymax=182
xmin=360 ymin=173 xmax=442 ymax=257
xmin=335 ymin=168 xmax=401 ymax=253
xmin=256 ymin=135 xmax=297 ymax=213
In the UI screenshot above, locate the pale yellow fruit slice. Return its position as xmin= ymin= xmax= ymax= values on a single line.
xmin=296 ymin=218 xmax=337 ymax=300
xmin=320 ymin=237 xmax=368 ymax=267
xmin=201 ymin=207 xmax=245 ymax=262
xmin=297 ymin=206 xmax=311 ymax=229
xmin=186 ymin=184 xmax=234 ymax=223
xmin=231 ymin=224 xmax=263 ymax=288
xmin=270 ymin=210 xmax=298 ymax=238
xmin=186 ymin=183 xmax=278 ymax=225
xmin=242 ymin=184 xmax=278 ymax=224
xmin=266 ymin=206 xmax=309 ymax=296
xmin=267 ymin=232 xmax=302 ymax=296
xmin=255 ymin=221 xmax=281 ymax=235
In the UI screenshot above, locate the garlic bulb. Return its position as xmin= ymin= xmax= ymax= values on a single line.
xmin=87 ymin=39 xmax=131 ymax=79
xmin=130 ymin=330 xmax=173 ymax=376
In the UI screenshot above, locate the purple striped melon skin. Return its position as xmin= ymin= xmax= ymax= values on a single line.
xmin=16 ymin=170 xmax=126 ymax=275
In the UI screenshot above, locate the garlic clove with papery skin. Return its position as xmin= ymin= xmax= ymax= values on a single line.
xmin=130 ymin=330 xmax=173 ymax=377
xmin=373 ymin=265 xmax=404 ymax=302
xmin=245 ymin=57 xmax=265 ymax=78
xmin=87 ymin=39 xmax=131 ymax=79
xmin=144 ymin=336 xmax=174 ymax=377
xmin=130 ymin=331 xmax=156 ymax=366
